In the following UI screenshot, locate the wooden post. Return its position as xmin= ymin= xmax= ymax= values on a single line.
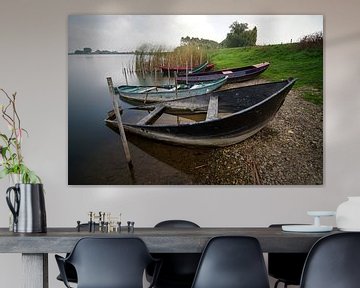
xmin=174 ymin=71 xmax=178 ymax=99
xmin=142 ymin=63 xmax=145 ymax=79
xmin=167 ymin=62 xmax=170 ymax=85
xmin=106 ymin=77 xmax=132 ymax=167
xmin=123 ymin=68 xmax=128 ymax=85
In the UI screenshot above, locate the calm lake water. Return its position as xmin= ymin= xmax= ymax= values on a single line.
xmin=68 ymin=55 xmax=212 ymax=185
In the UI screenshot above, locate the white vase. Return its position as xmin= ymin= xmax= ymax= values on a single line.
xmin=336 ymin=197 xmax=360 ymax=231
xmin=9 ymin=173 xmax=22 ymax=185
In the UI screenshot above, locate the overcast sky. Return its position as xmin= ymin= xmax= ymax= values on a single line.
xmin=68 ymin=15 xmax=323 ymax=52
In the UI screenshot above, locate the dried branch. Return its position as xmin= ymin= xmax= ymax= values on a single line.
xmin=0 ymin=88 xmax=39 ymax=183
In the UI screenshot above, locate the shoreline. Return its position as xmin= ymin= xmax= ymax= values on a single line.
xmin=189 ymin=79 xmax=323 ymax=185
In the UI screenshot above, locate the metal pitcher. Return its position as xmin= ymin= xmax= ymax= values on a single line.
xmin=6 ymin=183 xmax=47 ymax=233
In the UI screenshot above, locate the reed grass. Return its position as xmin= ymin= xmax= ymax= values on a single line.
xmin=133 ymin=44 xmax=210 ymax=76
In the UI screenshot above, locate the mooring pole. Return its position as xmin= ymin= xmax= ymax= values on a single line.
xmin=142 ymin=63 xmax=145 ymax=79
xmin=167 ymin=62 xmax=170 ymax=85
xmin=174 ymin=71 xmax=178 ymax=99
xmin=123 ymin=68 xmax=128 ymax=85
xmin=106 ymin=77 xmax=132 ymax=167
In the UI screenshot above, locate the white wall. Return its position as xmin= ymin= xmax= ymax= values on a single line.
xmin=1 ymin=0 xmax=360 ymax=287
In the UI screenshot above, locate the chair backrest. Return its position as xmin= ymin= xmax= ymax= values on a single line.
xmin=66 ymin=237 xmax=154 ymax=288
xmin=151 ymin=220 xmax=201 ymax=287
xmin=300 ymin=232 xmax=360 ymax=288
xmin=191 ymin=236 xmax=270 ymax=288
xmin=155 ymin=219 xmax=200 ymax=228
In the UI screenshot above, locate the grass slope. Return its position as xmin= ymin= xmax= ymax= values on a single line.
xmin=209 ymin=44 xmax=323 ymax=105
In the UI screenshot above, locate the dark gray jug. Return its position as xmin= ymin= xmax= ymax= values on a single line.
xmin=6 ymin=183 xmax=47 ymax=233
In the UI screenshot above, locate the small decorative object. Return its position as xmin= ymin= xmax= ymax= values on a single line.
xmin=282 ymin=211 xmax=335 ymax=232
xmin=84 ymin=211 xmax=122 ymax=232
xmin=0 ymin=89 xmax=46 ymax=233
xmin=127 ymin=221 xmax=135 ymax=233
xmin=336 ymin=197 xmax=360 ymax=231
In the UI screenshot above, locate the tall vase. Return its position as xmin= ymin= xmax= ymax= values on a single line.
xmin=6 ymin=183 xmax=47 ymax=233
xmin=7 ymin=174 xmax=22 ymax=231
xmin=336 ymin=197 xmax=360 ymax=231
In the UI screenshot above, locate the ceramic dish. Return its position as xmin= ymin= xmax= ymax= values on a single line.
xmin=282 ymin=225 xmax=333 ymax=232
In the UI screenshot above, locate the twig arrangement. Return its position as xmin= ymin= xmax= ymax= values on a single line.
xmin=0 ymin=89 xmax=41 ymax=183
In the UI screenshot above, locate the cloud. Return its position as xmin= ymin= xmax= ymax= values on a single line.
xmin=68 ymin=15 xmax=323 ymax=52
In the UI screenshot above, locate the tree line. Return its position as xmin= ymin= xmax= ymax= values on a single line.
xmin=180 ymin=21 xmax=257 ymax=49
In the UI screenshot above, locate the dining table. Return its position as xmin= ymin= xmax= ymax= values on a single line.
xmin=0 ymin=226 xmax=339 ymax=288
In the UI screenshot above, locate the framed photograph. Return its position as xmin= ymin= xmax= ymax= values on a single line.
xmin=68 ymin=15 xmax=323 ymax=185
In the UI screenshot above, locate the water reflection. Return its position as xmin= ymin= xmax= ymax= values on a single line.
xmin=68 ymin=54 xmax=210 ymax=185
xmin=106 ymin=122 xmax=213 ymax=175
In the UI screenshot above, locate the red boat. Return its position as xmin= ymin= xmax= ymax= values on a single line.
xmin=176 ymin=62 xmax=270 ymax=84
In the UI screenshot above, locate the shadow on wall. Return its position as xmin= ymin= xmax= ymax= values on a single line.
xmin=327 ymin=31 xmax=360 ymax=46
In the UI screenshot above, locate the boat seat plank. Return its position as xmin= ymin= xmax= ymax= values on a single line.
xmin=137 ymin=105 xmax=165 ymax=125
xmin=139 ymin=87 xmax=157 ymax=93
xmin=206 ymin=95 xmax=219 ymax=121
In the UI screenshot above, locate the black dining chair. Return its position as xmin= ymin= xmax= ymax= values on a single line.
xmin=56 ymin=223 xmax=99 ymax=284
xmin=147 ymin=220 xmax=201 ymax=288
xmin=300 ymin=232 xmax=360 ymax=288
xmin=268 ymin=224 xmax=308 ymax=288
xmin=55 ymin=237 xmax=160 ymax=288
xmin=191 ymin=236 xmax=270 ymax=288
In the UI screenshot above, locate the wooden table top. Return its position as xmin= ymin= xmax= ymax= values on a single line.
xmin=0 ymin=227 xmax=339 ymax=253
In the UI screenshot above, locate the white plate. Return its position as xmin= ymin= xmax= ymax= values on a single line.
xmin=338 ymin=227 xmax=360 ymax=232
xmin=282 ymin=225 xmax=333 ymax=232
xmin=307 ymin=211 xmax=336 ymax=217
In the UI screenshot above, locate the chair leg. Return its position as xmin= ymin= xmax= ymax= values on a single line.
xmin=274 ymin=280 xmax=289 ymax=288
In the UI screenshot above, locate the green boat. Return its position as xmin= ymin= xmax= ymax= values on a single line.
xmin=116 ymin=76 xmax=227 ymax=104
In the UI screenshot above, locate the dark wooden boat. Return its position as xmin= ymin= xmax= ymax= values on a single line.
xmin=159 ymin=61 xmax=214 ymax=76
xmin=105 ymin=78 xmax=296 ymax=147
xmin=176 ymin=62 xmax=270 ymax=84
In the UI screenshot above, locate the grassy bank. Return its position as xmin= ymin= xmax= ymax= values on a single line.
xmin=209 ymin=43 xmax=323 ymax=105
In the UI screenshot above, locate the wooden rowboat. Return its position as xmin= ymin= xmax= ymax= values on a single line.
xmin=106 ymin=78 xmax=296 ymax=147
xmin=176 ymin=62 xmax=270 ymax=84
xmin=116 ymin=76 xmax=227 ymax=104
xmin=159 ymin=61 xmax=214 ymax=76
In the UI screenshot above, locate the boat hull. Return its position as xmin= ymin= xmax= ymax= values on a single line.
xmin=118 ymin=77 xmax=227 ymax=104
xmin=160 ymin=62 xmax=214 ymax=76
xmin=176 ymin=62 xmax=270 ymax=84
xmin=106 ymin=78 xmax=296 ymax=147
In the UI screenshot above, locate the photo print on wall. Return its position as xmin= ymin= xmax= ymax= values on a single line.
xmin=68 ymin=15 xmax=323 ymax=185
